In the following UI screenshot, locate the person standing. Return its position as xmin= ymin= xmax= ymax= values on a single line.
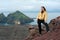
xmin=37 ymin=6 xmax=49 ymax=34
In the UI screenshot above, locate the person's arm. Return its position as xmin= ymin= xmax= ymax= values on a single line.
xmin=37 ymin=13 xmax=41 ymax=19
xmin=44 ymin=12 xmax=48 ymax=22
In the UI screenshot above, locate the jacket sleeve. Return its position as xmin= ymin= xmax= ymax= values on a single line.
xmin=37 ymin=13 xmax=40 ymax=19
xmin=44 ymin=12 xmax=48 ymax=22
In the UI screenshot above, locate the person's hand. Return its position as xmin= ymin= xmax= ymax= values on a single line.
xmin=44 ymin=20 xmax=46 ymax=23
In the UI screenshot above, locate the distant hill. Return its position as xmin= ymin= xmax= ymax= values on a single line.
xmin=0 ymin=13 xmax=7 ymax=24
xmin=7 ymin=10 xmax=34 ymax=24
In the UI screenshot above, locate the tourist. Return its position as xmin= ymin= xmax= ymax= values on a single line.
xmin=37 ymin=6 xmax=50 ymax=34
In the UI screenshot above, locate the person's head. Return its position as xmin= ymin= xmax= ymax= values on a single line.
xmin=41 ymin=6 xmax=46 ymax=13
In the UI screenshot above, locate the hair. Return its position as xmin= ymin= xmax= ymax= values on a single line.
xmin=41 ymin=6 xmax=46 ymax=13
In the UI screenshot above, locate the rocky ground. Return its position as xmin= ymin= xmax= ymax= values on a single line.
xmin=0 ymin=16 xmax=60 ymax=40
xmin=25 ymin=16 xmax=60 ymax=40
xmin=0 ymin=25 xmax=29 ymax=40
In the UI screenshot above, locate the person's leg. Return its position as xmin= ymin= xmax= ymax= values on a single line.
xmin=37 ymin=19 xmax=42 ymax=34
xmin=42 ymin=20 xmax=49 ymax=32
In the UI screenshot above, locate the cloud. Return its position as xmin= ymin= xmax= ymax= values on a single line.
xmin=23 ymin=6 xmax=34 ymax=10
xmin=0 ymin=0 xmax=60 ymax=12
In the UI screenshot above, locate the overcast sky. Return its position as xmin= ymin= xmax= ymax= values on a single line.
xmin=0 ymin=0 xmax=60 ymax=12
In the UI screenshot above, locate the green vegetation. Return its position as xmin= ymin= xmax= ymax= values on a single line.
xmin=0 ymin=10 xmax=34 ymax=24
xmin=0 ymin=13 xmax=7 ymax=24
xmin=7 ymin=10 xmax=34 ymax=24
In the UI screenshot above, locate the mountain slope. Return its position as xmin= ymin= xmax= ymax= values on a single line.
xmin=33 ymin=16 xmax=60 ymax=40
xmin=7 ymin=10 xmax=34 ymax=24
xmin=25 ymin=16 xmax=60 ymax=40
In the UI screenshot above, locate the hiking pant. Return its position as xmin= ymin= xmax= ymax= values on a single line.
xmin=37 ymin=19 xmax=49 ymax=34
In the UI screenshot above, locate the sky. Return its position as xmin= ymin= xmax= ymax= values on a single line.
xmin=0 ymin=0 xmax=60 ymax=13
